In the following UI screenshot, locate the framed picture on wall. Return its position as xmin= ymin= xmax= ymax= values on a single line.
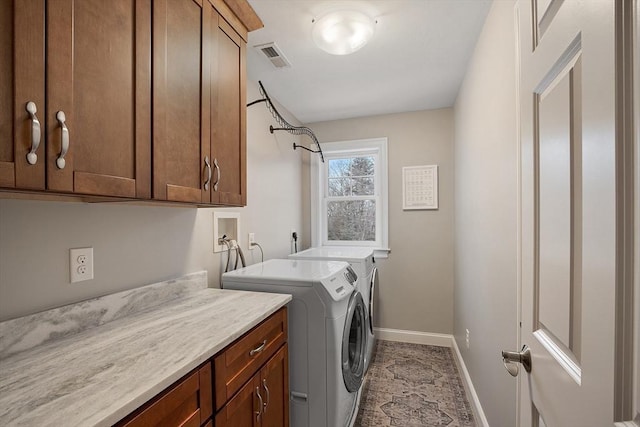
xmin=402 ymin=165 xmax=438 ymax=210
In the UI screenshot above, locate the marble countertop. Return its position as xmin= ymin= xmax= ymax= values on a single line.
xmin=0 ymin=275 xmax=291 ymax=426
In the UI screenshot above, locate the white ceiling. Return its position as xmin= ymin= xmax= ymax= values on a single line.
xmin=246 ymin=0 xmax=492 ymax=124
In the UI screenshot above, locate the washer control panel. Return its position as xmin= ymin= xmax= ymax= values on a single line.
xmin=344 ymin=266 xmax=358 ymax=285
xmin=322 ymin=270 xmax=354 ymax=301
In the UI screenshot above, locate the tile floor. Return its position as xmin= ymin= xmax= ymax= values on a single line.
xmin=355 ymin=340 xmax=476 ymax=427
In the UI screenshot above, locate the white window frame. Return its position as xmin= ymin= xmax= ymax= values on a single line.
xmin=311 ymin=137 xmax=389 ymax=257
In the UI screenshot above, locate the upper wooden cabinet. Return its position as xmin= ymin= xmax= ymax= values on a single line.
xmin=0 ymin=0 xmax=260 ymax=206
xmin=46 ymin=0 xmax=151 ymax=198
xmin=152 ymin=0 xmax=212 ymax=204
xmin=1 ymin=0 xmax=151 ymax=198
xmin=152 ymin=0 xmax=250 ymax=206
xmin=210 ymin=13 xmax=247 ymax=206
xmin=0 ymin=0 xmax=45 ymax=190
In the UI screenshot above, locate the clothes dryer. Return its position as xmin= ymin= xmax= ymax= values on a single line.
xmin=222 ymin=259 xmax=367 ymax=427
xmin=289 ymin=247 xmax=377 ymax=372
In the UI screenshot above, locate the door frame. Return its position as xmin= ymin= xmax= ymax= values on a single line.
xmin=628 ymin=1 xmax=640 ymax=425
xmin=514 ymin=1 xmax=523 ymax=426
xmin=633 ymin=1 xmax=639 ymax=423
xmin=635 ymin=0 xmax=640 ymax=421
xmin=614 ymin=0 xmax=638 ymax=424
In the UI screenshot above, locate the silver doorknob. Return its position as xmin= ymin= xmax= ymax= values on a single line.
xmin=501 ymin=345 xmax=532 ymax=376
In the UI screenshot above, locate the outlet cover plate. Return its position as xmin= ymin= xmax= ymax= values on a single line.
xmin=70 ymin=247 xmax=94 ymax=283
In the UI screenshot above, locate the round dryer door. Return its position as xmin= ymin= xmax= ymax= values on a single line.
xmin=368 ymin=266 xmax=378 ymax=334
xmin=342 ymin=291 xmax=367 ymax=393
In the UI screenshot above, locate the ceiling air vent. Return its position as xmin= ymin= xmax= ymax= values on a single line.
xmin=255 ymin=42 xmax=291 ymax=69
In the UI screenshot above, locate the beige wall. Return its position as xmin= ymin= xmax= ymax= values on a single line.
xmin=307 ymin=109 xmax=455 ymax=334
xmin=0 ymin=79 xmax=304 ymax=321
xmin=453 ymin=1 xmax=518 ymax=426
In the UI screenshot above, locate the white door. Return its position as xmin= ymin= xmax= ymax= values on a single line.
xmin=517 ymin=1 xmax=619 ymax=426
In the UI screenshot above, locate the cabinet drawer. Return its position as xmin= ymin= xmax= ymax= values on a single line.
xmin=117 ymin=362 xmax=212 ymax=427
xmin=214 ymin=308 xmax=287 ymax=410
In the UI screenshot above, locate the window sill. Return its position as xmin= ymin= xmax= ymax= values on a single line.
xmin=374 ymin=248 xmax=390 ymax=259
xmin=313 ymin=245 xmax=390 ymax=259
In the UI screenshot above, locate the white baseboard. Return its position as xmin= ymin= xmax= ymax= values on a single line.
xmin=373 ymin=327 xmax=489 ymax=427
xmin=451 ymin=338 xmax=490 ymax=427
xmin=373 ymin=327 xmax=453 ymax=347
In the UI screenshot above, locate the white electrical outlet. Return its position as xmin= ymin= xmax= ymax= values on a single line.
xmin=465 ymin=329 xmax=470 ymax=349
xmin=248 ymin=232 xmax=256 ymax=249
xmin=70 ymin=247 xmax=94 ymax=283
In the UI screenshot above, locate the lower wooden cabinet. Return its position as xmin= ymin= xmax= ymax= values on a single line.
xmin=115 ymin=308 xmax=288 ymax=427
xmin=215 ymin=344 xmax=289 ymax=427
xmin=116 ymin=363 xmax=212 ymax=427
xmin=213 ymin=307 xmax=287 ymax=410
xmin=258 ymin=344 xmax=289 ymax=427
xmin=215 ymin=373 xmax=259 ymax=427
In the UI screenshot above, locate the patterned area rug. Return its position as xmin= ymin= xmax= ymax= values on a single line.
xmin=355 ymin=341 xmax=475 ymax=427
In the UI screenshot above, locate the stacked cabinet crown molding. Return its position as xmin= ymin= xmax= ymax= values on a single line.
xmin=0 ymin=0 xmax=260 ymax=207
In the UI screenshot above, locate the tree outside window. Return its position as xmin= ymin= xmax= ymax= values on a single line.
xmin=325 ymin=156 xmax=376 ymax=242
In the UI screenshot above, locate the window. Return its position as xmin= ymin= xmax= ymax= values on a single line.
xmin=311 ymin=138 xmax=389 ymax=255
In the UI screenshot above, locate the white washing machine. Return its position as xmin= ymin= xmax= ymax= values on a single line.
xmin=222 ymin=259 xmax=367 ymax=427
xmin=289 ymin=247 xmax=378 ymax=372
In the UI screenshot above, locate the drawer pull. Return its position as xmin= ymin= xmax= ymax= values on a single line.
xmin=55 ymin=111 xmax=69 ymax=169
xmin=204 ymin=156 xmax=212 ymax=190
xmin=213 ymin=158 xmax=220 ymax=191
xmin=249 ymin=340 xmax=267 ymax=357
xmin=255 ymin=386 xmax=263 ymax=421
xmin=262 ymin=379 xmax=270 ymax=412
xmin=25 ymin=102 xmax=41 ymax=165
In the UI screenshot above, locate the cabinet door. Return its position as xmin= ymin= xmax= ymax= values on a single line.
xmin=116 ymin=362 xmax=212 ymax=427
xmin=153 ymin=0 xmax=211 ymax=203
xmin=47 ymin=0 xmax=151 ymax=197
xmin=210 ymin=14 xmax=246 ymax=206
xmin=215 ymin=375 xmax=260 ymax=427
xmin=0 ymin=0 xmax=45 ymax=190
xmin=260 ymin=344 xmax=289 ymax=427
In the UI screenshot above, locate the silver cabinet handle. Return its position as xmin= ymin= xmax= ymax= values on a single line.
xmin=25 ymin=102 xmax=41 ymax=165
xmin=255 ymin=386 xmax=263 ymax=421
xmin=249 ymin=340 xmax=267 ymax=357
xmin=204 ymin=156 xmax=212 ymax=190
xmin=262 ymin=379 xmax=270 ymax=412
xmin=55 ymin=111 xmax=69 ymax=169
xmin=501 ymin=345 xmax=532 ymax=376
xmin=213 ymin=158 xmax=220 ymax=191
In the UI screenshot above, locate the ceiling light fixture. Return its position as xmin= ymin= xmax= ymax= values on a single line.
xmin=312 ymin=10 xmax=376 ymax=55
